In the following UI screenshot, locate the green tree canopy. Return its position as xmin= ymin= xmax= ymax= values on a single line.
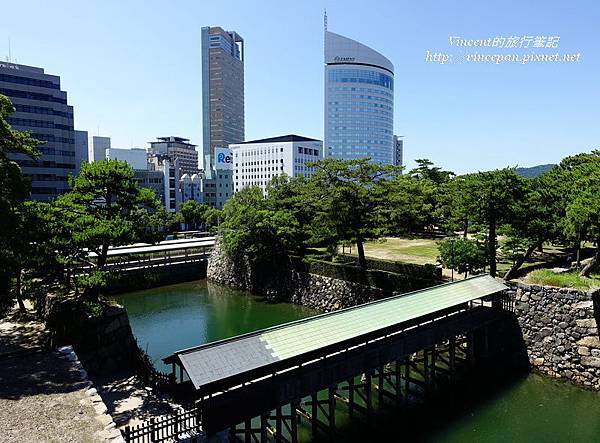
xmin=437 ymin=237 xmax=487 ymax=279
xmin=382 ymin=174 xmax=434 ymax=236
xmin=562 ymin=150 xmax=600 ymax=277
xmin=502 ymin=169 xmax=567 ymax=280
xmin=51 ymin=159 xmax=162 ymax=296
xmin=219 ymin=186 xmax=300 ymax=264
xmin=309 ymin=158 xmax=401 ymax=268
xmin=0 ymin=94 xmax=43 ymax=311
xmin=410 ymin=158 xmax=455 ymax=184
xmin=180 ymin=200 xmax=209 ymax=230
xmin=448 ymin=168 xmax=526 ymax=276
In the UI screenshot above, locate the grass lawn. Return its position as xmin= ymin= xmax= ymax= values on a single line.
xmin=496 ymin=244 xmax=570 ymax=275
xmin=525 ymin=269 xmax=600 ymax=290
xmin=337 ymin=237 xmax=596 ymax=287
xmin=341 ymin=237 xmax=440 ymax=265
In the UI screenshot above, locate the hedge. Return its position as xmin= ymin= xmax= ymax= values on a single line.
xmin=288 ymin=256 xmax=442 ymax=294
xmin=302 ymin=254 xmax=442 ymax=280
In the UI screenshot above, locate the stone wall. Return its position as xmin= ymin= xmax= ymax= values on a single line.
xmin=507 ymin=281 xmax=600 ymax=389
xmin=207 ymin=241 xmax=398 ymax=311
xmin=45 ymin=296 xmax=139 ymax=375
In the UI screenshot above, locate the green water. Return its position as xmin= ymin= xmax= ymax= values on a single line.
xmin=113 ymin=281 xmax=600 ymax=442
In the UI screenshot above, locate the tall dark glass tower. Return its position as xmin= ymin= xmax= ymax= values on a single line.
xmin=201 ymin=26 xmax=245 ymax=170
xmin=0 ymin=62 xmax=76 ymax=200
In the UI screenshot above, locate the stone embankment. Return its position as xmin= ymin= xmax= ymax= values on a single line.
xmin=45 ymin=296 xmax=139 ymax=374
xmin=209 ymin=241 xmax=600 ymax=391
xmin=507 ymin=281 xmax=600 ymax=390
xmin=207 ymin=241 xmax=396 ymax=311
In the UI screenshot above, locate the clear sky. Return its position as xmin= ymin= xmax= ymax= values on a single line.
xmin=2 ymin=0 xmax=599 ymax=173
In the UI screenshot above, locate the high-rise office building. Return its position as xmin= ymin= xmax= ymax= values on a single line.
xmin=89 ymin=136 xmax=111 ymax=162
xmin=0 ymin=62 xmax=76 ymax=200
xmin=74 ymin=130 xmax=88 ymax=175
xmin=324 ymin=29 xmax=394 ymax=165
xmin=393 ymin=135 xmax=403 ymax=168
xmin=201 ymin=26 xmax=245 ymax=170
xmin=147 ymin=136 xmax=198 ymax=175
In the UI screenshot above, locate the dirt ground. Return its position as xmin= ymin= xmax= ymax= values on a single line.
xmin=0 ymin=306 xmax=107 ymax=442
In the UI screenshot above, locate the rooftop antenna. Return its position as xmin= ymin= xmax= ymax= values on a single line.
xmin=8 ymin=37 xmax=12 ymax=62
xmin=324 ymin=8 xmax=328 ymax=32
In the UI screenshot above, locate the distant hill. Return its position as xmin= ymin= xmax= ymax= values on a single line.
xmin=516 ymin=164 xmax=555 ymax=178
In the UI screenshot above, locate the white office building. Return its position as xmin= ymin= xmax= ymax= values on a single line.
xmin=106 ymin=147 xmax=148 ymax=170
xmin=230 ymin=135 xmax=322 ymax=194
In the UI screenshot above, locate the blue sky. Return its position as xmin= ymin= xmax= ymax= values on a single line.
xmin=2 ymin=0 xmax=599 ymax=173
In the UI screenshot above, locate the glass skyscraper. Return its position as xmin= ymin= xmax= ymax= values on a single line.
xmin=324 ymin=31 xmax=394 ymax=164
xmin=0 ymin=62 xmax=76 ymax=200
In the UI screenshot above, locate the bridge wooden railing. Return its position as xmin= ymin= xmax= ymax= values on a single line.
xmin=122 ymin=405 xmax=202 ymax=443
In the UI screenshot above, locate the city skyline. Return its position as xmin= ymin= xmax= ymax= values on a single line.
xmin=2 ymin=0 xmax=599 ymax=174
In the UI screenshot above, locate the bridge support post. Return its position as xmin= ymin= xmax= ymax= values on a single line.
xmin=365 ymin=371 xmax=373 ymax=415
xmin=244 ymin=418 xmax=252 ymax=443
xmin=466 ymin=332 xmax=475 ymax=368
xmin=423 ymin=348 xmax=430 ymax=397
xmin=260 ymin=412 xmax=268 ymax=443
xmin=395 ymin=360 xmax=402 ymax=406
xmin=431 ymin=344 xmax=437 ymax=390
xmin=348 ymin=377 xmax=355 ymax=416
xmin=275 ymin=406 xmax=282 ymax=442
xmin=291 ymin=399 xmax=299 ymax=443
xmin=328 ymin=385 xmax=336 ymax=439
xmin=378 ymin=364 xmax=385 ymax=406
xmin=405 ymin=357 xmax=411 ymax=406
xmin=449 ymin=337 xmax=456 ymax=382
xmin=311 ymin=392 xmax=318 ymax=437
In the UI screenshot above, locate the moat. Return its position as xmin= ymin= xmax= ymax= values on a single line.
xmin=113 ymin=281 xmax=600 ymax=442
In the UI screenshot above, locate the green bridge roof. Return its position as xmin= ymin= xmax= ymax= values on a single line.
xmin=166 ymin=275 xmax=507 ymax=390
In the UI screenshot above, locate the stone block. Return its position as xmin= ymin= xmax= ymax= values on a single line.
xmin=573 ymin=301 xmax=593 ymax=310
xmin=580 ymin=356 xmax=600 ymax=368
xmin=578 ymin=346 xmax=590 ymax=356
xmin=577 ymin=336 xmax=600 ymax=348
xmin=576 ymin=319 xmax=597 ymax=328
xmin=95 ymin=414 xmax=113 ymax=427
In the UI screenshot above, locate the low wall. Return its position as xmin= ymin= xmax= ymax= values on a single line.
xmin=507 ymin=281 xmax=600 ymax=389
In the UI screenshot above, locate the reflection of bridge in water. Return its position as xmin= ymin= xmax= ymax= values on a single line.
xmin=141 ymin=275 xmax=514 ymax=442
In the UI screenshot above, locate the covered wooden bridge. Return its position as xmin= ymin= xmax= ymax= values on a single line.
xmin=161 ymin=275 xmax=511 ymax=441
